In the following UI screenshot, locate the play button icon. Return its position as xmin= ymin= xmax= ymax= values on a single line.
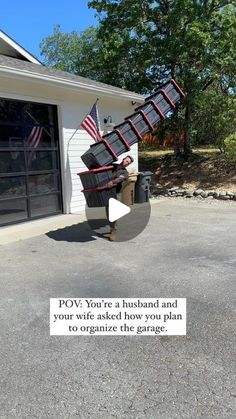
xmin=108 ymin=198 xmax=130 ymax=222
xmin=85 ymin=197 xmax=151 ymax=242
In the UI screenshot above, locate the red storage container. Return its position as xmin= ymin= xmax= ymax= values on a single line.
xmin=78 ymin=166 xmax=114 ymax=189
xmin=82 ymin=185 xmax=117 ymax=207
xmin=81 ymin=79 xmax=185 ymax=170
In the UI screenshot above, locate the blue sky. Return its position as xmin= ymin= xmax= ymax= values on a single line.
xmin=1 ymin=0 xmax=98 ymax=59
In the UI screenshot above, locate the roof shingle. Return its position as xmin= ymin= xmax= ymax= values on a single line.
xmin=0 ymin=55 xmax=143 ymax=100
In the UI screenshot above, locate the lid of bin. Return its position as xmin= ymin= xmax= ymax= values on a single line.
xmin=153 ymin=78 xmax=185 ymax=97
xmin=138 ymin=171 xmax=153 ymax=176
xmin=89 ymin=140 xmax=105 ymax=148
xmin=152 ymin=79 xmax=173 ymax=92
xmin=77 ymin=165 xmax=113 ymax=176
xmin=82 ymin=185 xmax=115 ymax=192
xmin=128 ymin=174 xmax=138 ymax=181
xmin=113 ymin=121 xmax=128 ymax=130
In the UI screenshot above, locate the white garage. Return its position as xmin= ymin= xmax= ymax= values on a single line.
xmin=0 ymin=30 xmax=143 ymax=226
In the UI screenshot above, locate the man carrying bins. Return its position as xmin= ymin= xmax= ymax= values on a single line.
xmin=105 ymin=155 xmax=134 ymax=241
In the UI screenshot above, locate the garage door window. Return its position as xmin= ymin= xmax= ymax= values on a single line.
xmin=0 ymin=98 xmax=62 ymax=226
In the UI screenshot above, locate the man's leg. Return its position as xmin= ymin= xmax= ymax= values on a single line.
xmin=108 ymin=192 xmax=122 ymax=241
xmin=105 ymin=205 xmax=117 ymax=240
xmin=105 ymin=205 xmax=109 ymax=223
xmin=109 ymin=220 xmax=117 ymax=241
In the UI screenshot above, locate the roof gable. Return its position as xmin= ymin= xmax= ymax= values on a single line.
xmin=0 ymin=29 xmax=41 ymax=64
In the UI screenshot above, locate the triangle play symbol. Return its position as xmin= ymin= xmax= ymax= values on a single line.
xmin=108 ymin=198 xmax=131 ymax=222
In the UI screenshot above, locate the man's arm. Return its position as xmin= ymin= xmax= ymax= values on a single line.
xmin=106 ymin=175 xmax=126 ymax=188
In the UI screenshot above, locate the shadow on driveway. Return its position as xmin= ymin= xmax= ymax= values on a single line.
xmin=46 ymin=219 xmax=110 ymax=243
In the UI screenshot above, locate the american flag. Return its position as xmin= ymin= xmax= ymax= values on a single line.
xmin=81 ymin=102 xmax=102 ymax=142
xmin=27 ymin=126 xmax=44 ymax=148
xmin=25 ymin=111 xmax=44 ymax=149
xmin=25 ymin=111 xmax=44 ymax=166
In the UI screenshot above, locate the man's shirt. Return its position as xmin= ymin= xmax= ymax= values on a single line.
xmin=112 ymin=164 xmax=129 ymax=193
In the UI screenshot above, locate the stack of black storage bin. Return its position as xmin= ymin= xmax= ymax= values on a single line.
xmin=78 ymin=79 xmax=185 ymax=207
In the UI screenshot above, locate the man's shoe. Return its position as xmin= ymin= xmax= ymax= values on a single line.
xmin=109 ymin=229 xmax=117 ymax=241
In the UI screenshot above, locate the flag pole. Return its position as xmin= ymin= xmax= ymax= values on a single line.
xmin=25 ymin=110 xmax=51 ymax=137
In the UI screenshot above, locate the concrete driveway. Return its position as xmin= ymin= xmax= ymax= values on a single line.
xmin=0 ymin=198 xmax=235 ymax=419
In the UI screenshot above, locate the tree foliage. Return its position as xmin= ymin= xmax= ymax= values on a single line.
xmin=88 ymin=0 xmax=236 ymax=154
xmin=40 ymin=25 xmax=104 ymax=79
xmin=192 ymin=87 xmax=236 ymax=150
xmin=40 ymin=1 xmax=236 ymax=156
xmin=224 ymin=133 xmax=236 ymax=163
xmin=88 ymin=1 xmax=236 ymax=88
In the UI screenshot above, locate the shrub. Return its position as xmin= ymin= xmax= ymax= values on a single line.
xmin=224 ymin=133 xmax=236 ymax=163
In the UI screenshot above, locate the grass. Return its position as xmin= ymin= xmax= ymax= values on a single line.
xmin=139 ymin=147 xmax=219 ymax=158
xmin=138 ymin=146 xmax=236 ymax=191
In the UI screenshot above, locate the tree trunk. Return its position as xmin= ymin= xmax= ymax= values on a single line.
xmin=173 ymin=138 xmax=182 ymax=158
xmin=183 ymin=104 xmax=192 ymax=158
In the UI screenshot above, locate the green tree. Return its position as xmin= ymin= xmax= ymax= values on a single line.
xmin=224 ymin=132 xmax=236 ymax=163
xmin=88 ymin=0 xmax=236 ymax=156
xmin=40 ymin=24 xmax=105 ymax=79
xmin=192 ymin=86 xmax=236 ymax=151
xmin=39 ymin=24 xmax=149 ymax=90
